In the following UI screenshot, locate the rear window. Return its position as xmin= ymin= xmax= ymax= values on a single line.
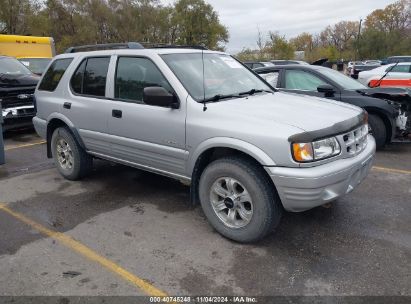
xmin=70 ymin=57 xmax=110 ymax=97
xmin=38 ymin=58 xmax=73 ymax=91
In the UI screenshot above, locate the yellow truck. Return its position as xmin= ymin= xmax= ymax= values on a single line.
xmin=0 ymin=34 xmax=55 ymax=75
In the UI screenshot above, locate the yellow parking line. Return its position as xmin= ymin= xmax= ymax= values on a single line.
xmin=4 ymin=141 xmax=46 ymax=151
xmin=372 ymin=166 xmax=411 ymax=175
xmin=0 ymin=203 xmax=168 ymax=297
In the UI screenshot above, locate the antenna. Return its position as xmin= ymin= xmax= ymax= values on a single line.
xmin=201 ymin=44 xmax=207 ymax=111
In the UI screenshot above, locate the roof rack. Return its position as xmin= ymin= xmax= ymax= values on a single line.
xmin=142 ymin=43 xmax=208 ymax=50
xmin=65 ymin=42 xmax=144 ymax=53
xmin=64 ymin=42 xmax=207 ymax=53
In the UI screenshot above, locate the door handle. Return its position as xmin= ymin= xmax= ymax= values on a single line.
xmin=112 ymin=109 xmax=122 ymax=118
xmin=63 ymin=102 xmax=71 ymax=109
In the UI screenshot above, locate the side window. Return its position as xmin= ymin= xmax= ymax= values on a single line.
xmin=70 ymin=57 xmax=110 ymax=97
xmin=387 ymin=65 xmax=411 ymax=73
xmin=71 ymin=60 xmax=86 ymax=94
xmin=260 ymin=71 xmax=279 ymax=88
xmin=285 ymin=70 xmax=326 ymax=91
xmin=253 ymin=63 xmax=264 ymax=69
xmin=115 ymin=57 xmax=172 ymax=103
xmin=38 ymin=58 xmax=73 ymax=91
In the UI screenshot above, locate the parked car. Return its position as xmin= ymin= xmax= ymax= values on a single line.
xmin=0 ymin=56 xmax=40 ymax=132
xmin=350 ymin=62 xmax=378 ymax=79
xmin=19 ymin=57 xmax=52 ymax=75
xmin=363 ymin=60 xmax=381 ymax=66
xmin=33 ymin=43 xmax=375 ymax=242
xmin=255 ymin=64 xmax=411 ymax=148
xmin=358 ymin=62 xmax=411 ymax=88
xmin=386 ymin=56 xmax=411 ymax=64
xmin=243 ymin=61 xmax=274 ymax=69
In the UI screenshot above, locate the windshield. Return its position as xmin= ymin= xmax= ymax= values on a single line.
xmin=161 ymin=53 xmax=272 ymax=101
xmin=0 ymin=57 xmax=33 ymax=76
xmin=19 ymin=58 xmax=51 ymax=75
xmin=318 ymin=67 xmax=366 ymax=90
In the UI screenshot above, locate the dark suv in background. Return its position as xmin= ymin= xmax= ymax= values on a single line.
xmin=0 ymin=56 xmax=39 ymax=132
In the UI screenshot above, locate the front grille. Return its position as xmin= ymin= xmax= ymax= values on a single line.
xmin=0 ymin=88 xmax=35 ymax=108
xmin=342 ymin=124 xmax=368 ymax=156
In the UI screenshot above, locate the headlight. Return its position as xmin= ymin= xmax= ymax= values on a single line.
xmin=292 ymin=137 xmax=341 ymax=162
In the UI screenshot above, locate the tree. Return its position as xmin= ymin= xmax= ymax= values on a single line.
xmin=171 ymin=0 xmax=228 ymax=50
xmin=0 ymin=0 xmax=39 ymax=34
xmin=267 ymin=31 xmax=295 ymax=59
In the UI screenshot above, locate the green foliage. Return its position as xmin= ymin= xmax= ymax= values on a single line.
xmin=0 ymin=0 xmax=228 ymax=53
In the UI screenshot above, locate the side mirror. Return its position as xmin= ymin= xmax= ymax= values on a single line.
xmin=317 ymin=84 xmax=335 ymax=96
xmin=143 ymin=87 xmax=179 ymax=109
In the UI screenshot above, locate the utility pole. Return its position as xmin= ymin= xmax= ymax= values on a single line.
xmin=356 ymin=18 xmax=363 ymax=61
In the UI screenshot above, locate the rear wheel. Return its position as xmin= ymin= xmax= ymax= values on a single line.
xmin=368 ymin=114 xmax=387 ymax=149
xmin=199 ymin=156 xmax=282 ymax=243
xmin=51 ymin=127 xmax=92 ymax=180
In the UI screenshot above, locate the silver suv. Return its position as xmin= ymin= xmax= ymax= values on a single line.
xmin=33 ymin=43 xmax=376 ymax=242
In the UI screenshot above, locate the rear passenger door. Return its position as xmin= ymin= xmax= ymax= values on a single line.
xmin=65 ymin=56 xmax=113 ymax=155
xmin=107 ymin=56 xmax=187 ymax=176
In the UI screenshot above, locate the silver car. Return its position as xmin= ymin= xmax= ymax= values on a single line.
xmin=33 ymin=43 xmax=376 ymax=242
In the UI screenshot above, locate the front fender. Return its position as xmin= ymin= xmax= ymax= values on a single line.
xmin=187 ymin=137 xmax=277 ymax=176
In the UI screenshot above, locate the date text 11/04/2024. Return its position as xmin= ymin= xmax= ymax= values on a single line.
xmin=149 ymin=296 xmax=258 ymax=303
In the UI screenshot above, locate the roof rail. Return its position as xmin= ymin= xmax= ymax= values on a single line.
xmin=142 ymin=43 xmax=208 ymax=50
xmin=65 ymin=42 xmax=144 ymax=53
xmin=64 ymin=42 xmax=208 ymax=53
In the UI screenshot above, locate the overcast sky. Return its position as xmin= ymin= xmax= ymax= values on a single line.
xmin=161 ymin=0 xmax=396 ymax=54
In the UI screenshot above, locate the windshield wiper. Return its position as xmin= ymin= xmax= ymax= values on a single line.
xmin=373 ymin=61 xmax=399 ymax=88
xmin=200 ymin=93 xmax=241 ymax=103
xmin=238 ymin=89 xmax=273 ymax=96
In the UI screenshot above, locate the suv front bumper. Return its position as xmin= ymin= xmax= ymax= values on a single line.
xmin=266 ymin=135 xmax=376 ymax=212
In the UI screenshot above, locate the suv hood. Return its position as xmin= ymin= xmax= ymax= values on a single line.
xmin=0 ymin=73 xmax=39 ymax=88
xmin=208 ymin=91 xmax=363 ymax=133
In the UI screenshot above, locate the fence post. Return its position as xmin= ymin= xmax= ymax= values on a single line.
xmin=0 ymin=101 xmax=5 ymax=165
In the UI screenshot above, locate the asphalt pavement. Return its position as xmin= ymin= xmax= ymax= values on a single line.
xmin=0 ymin=130 xmax=410 ymax=298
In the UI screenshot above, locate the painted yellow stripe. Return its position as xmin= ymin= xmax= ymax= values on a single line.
xmin=4 ymin=141 xmax=46 ymax=151
xmin=0 ymin=203 xmax=168 ymax=297
xmin=372 ymin=166 xmax=411 ymax=175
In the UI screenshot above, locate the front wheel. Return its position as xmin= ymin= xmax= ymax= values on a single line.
xmin=199 ymin=156 xmax=282 ymax=243
xmin=368 ymin=114 xmax=387 ymax=149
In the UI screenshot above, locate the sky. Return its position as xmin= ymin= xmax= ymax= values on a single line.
xmin=161 ymin=0 xmax=396 ymax=54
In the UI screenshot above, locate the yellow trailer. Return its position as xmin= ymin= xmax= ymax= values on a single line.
xmin=0 ymin=35 xmax=55 ymax=74
xmin=0 ymin=34 xmax=55 ymax=58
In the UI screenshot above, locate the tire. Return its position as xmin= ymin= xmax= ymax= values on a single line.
xmin=199 ymin=156 xmax=282 ymax=243
xmin=51 ymin=127 xmax=92 ymax=180
xmin=368 ymin=114 xmax=387 ymax=149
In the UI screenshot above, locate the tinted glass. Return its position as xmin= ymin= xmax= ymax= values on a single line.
xmin=285 ymin=69 xmax=326 ymax=90
xmin=387 ymin=65 xmax=411 ymax=73
xmin=38 ymin=58 xmax=73 ymax=91
xmin=115 ymin=57 xmax=172 ymax=103
xmin=83 ymin=57 xmax=110 ymax=96
xmin=70 ymin=60 xmax=86 ymax=94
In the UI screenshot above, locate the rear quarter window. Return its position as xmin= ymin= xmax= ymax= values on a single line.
xmin=38 ymin=58 xmax=73 ymax=91
xmin=70 ymin=57 xmax=110 ymax=97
